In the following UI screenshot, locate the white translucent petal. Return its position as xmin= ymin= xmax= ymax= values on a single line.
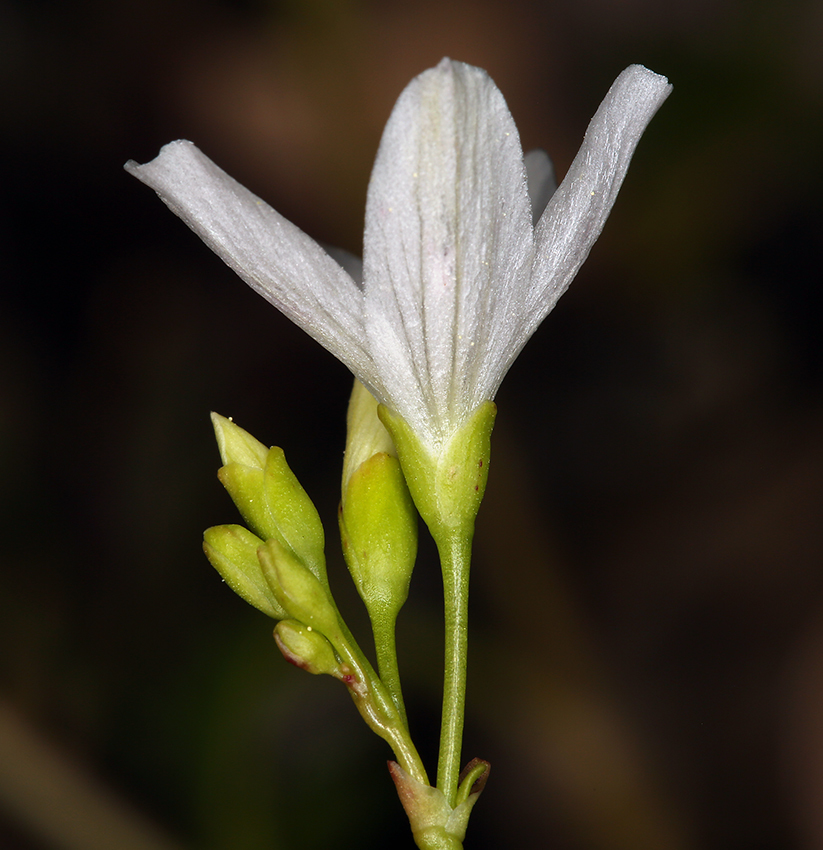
xmin=524 ymin=149 xmax=557 ymax=226
xmin=125 ymin=141 xmax=374 ymax=383
xmin=362 ymin=59 xmax=533 ymax=447
xmin=522 ymin=66 xmax=672 ymax=347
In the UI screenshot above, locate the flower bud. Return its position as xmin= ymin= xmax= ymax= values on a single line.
xmin=274 ymin=619 xmax=340 ymax=676
xmin=257 ymin=538 xmax=341 ymax=641
xmin=263 ymin=446 xmax=326 ymax=581
xmin=211 ymin=413 xmax=327 ymax=584
xmin=203 ymin=524 xmax=286 ymax=619
xmin=340 ymin=452 xmax=417 ymax=622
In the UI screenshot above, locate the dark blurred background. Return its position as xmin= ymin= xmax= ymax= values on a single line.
xmin=1 ymin=0 xmax=822 ymax=848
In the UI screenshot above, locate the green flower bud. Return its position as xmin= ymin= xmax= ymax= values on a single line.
xmin=274 ymin=619 xmax=340 ymax=676
xmin=210 ymin=413 xmax=327 ymax=584
xmin=257 ymin=538 xmax=341 ymax=641
xmin=378 ymin=401 xmax=496 ymax=540
xmin=203 ymin=524 xmax=286 ymax=619
xmin=340 ymin=452 xmax=417 ymax=621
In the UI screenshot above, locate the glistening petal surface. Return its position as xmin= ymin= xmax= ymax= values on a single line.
xmin=523 ymin=65 xmax=672 ymax=349
xmin=362 ymin=59 xmax=534 ymax=449
xmin=125 ymin=141 xmax=374 ymax=384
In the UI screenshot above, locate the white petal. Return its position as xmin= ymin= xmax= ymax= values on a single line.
xmin=524 ymin=65 xmax=672 ymax=340
xmin=362 ymin=58 xmax=534 ymax=447
xmin=524 ymin=149 xmax=557 ymax=226
xmin=125 ymin=141 xmax=374 ymax=383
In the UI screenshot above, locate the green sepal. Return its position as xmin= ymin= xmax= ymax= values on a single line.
xmin=217 ymin=462 xmax=268 ymax=537
xmin=263 ymin=446 xmax=326 ymax=582
xmin=340 ymin=451 xmax=417 ymax=620
xmin=257 ymin=538 xmax=341 ymax=641
xmin=274 ymin=619 xmax=341 ymax=676
xmin=378 ymin=402 xmax=497 ymax=540
xmin=203 ymin=524 xmax=286 ymax=619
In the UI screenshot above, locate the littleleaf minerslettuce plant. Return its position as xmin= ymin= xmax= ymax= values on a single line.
xmin=126 ymin=59 xmax=671 ymax=848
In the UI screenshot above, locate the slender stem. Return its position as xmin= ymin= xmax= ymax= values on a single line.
xmin=334 ymin=633 xmax=427 ymax=785
xmin=435 ymin=528 xmax=473 ymax=807
xmin=371 ymin=610 xmax=408 ymax=728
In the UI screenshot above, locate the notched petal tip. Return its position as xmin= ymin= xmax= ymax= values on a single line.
xmin=610 ymin=64 xmax=673 ymax=118
xmin=123 ymin=139 xmax=196 ymax=182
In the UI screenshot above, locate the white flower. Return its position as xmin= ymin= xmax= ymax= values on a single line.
xmin=126 ymin=59 xmax=670 ymax=456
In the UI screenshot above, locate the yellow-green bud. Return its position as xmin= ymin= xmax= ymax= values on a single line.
xmin=257 ymin=538 xmax=341 ymax=641
xmin=210 ymin=413 xmax=327 ymax=584
xmin=340 ymin=452 xmax=417 ymax=621
xmin=274 ymin=620 xmax=340 ymax=676
xmin=203 ymin=524 xmax=286 ymax=619
xmin=263 ymin=446 xmax=326 ymax=581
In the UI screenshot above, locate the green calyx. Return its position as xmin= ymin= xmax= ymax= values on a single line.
xmin=378 ymin=402 xmax=497 ymax=540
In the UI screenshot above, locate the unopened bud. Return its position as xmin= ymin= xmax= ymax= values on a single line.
xmin=340 ymin=452 xmax=417 ymax=621
xmin=203 ymin=524 xmax=286 ymax=619
xmin=210 ymin=413 xmax=327 ymax=584
xmin=341 ymin=380 xmax=396 ymax=501
xmin=274 ymin=620 xmax=340 ymax=675
xmin=211 ymin=412 xmax=268 ymax=468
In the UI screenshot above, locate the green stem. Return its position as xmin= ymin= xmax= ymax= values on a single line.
xmin=434 ymin=528 xmax=473 ymax=806
xmin=334 ymin=634 xmax=427 ymax=784
xmin=371 ymin=609 xmax=408 ymax=728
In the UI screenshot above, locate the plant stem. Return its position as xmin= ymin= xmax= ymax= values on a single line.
xmin=371 ymin=611 xmax=408 ymax=728
xmin=334 ymin=633 xmax=427 ymax=784
xmin=435 ymin=528 xmax=473 ymax=807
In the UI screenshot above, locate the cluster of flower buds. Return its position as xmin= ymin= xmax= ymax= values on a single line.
xmin=203 ymin=400 xmax=431 ymax=790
